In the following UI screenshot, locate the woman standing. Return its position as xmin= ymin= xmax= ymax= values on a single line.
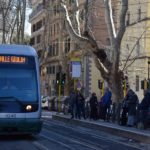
xmin=89 ymin=93 xmax=98 ymax=120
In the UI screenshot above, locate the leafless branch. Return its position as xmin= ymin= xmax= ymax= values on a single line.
xmin=122 ymin=28 xmax=148 ymax=71
xmin=117 ymin=0 xmax=128 ymax=46
xmin=104 ymin=0 xmax=116 ymax=44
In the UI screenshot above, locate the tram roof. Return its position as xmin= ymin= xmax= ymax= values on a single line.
xmin=0 ymin=44 xmax=37 ymax=57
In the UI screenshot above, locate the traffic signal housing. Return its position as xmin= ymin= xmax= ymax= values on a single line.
xmin=61 ymin=73 xmax=66 ymax=85
xmin=56 ymin=72 xmax=61 ymax=84
xmin=98 ymin=80 xmax=103 ymax=89
xmin=141 ymin=79 xmax=149 ymax=90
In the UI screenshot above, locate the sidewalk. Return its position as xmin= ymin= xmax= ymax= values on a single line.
xmin=52 ymin=113 xmax=150 ymax=144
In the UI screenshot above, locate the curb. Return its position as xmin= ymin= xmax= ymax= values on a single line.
xmin=52 ymin=114 xmax=150 ymax=144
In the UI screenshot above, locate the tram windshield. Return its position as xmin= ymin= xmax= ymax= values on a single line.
xmin=0 ymin=69 xmax=37 ymax=102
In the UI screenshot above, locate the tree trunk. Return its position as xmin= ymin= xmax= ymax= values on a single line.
xmin=109 ymin=72 xmax=124 ymax=124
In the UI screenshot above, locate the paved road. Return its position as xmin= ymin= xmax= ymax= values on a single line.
xmin=0 ymin=111 xmax=149 ymax=150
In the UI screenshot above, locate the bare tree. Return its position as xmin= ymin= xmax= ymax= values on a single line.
xmin=60 ymin=0 xmax=148 ymax=100
xmin=0 ymin=0 xmax=14 ymax=43
xmin=0 ymin=0 xmax=29 ymax=44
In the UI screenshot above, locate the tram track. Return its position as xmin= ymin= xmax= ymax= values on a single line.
xmin=32 ymin=129 xmax=101 ymax=150
xmin=42 ymin=119 xmax=144 ymax=149
xmin=40 ymin=118 xmax=143 ymax=150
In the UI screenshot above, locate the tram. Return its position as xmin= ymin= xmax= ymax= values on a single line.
xmin=0 ymin=44 xmax=42 ymax=134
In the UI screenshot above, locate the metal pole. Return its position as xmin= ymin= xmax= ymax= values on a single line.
xmin=58 ymin=83 xmax=61 ymax=112
xmin=74 ymin=78 xmax=76 ymax=90
xmin=148 ymin=62 xmax=149 ymax=80
xmin=148 ymin=59 xmax=150 ymax=90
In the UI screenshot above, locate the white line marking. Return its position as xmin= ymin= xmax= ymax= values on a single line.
xmin=33 ymin=141 xmax=51 ymax=150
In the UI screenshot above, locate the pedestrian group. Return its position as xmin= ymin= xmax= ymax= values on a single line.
xmin=69 ymin=88 xmax=150 ymax=129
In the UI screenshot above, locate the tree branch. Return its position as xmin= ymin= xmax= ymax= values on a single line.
xmin=93 ymin=55 xmax=109 ymax=80
xmin=104 ymin=0 xmax=116 ymax=44
xmin=117 ymin=0 xmax=128 ymax=46
xmin=127 ymin=17 xmax=150 ymax=27
xmin=73 ymin=0 xmax=81 ymax=35
xmin=123 ymin=56 xmax=138 ymax=70
xmin=61 ymin=1 xmax=112 ymax=71
xmin=122 ymin=28 xmax=148 ymax=71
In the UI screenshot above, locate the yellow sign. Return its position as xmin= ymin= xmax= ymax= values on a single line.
xmin=0 ymin=56 xmax=26 ymax=64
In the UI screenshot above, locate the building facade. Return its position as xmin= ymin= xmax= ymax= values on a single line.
xmin=29 ymin=0 xmax=110 ymax=99
xmin=120 ymin=0 xmax=150 ymax=100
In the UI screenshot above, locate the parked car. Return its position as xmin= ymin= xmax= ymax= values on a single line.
xmin=41 ymin=95 xmax=50 ymax=109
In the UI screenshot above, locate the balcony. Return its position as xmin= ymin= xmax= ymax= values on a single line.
xmin=29 ymin=3 xmax=45 ymax=21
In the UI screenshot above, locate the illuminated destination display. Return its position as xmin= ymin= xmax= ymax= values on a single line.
xmin=0 ymin=56 xmax=26 ymax=63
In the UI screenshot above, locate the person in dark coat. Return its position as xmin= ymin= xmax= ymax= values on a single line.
xmin=126 ymin=89 xmax=139 ymax=127
xmin=69 ymin=90 xmax=77 ymax=119
xmin=76 ymin=91 xmax=86 ymax=119
xmin=89 ymin=93 xmax=98 ymax=120
xmin=120 ymin=96 xmax=128 ymax=126
xmin=98 ymin=97 xmax=104 ymax=119
xmin=138 ymin=90 xmax=150 ymax=129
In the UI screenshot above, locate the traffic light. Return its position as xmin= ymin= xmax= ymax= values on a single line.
xmin=141 ymin=79 xmax=149 ymax=90
xmin=61 ymin=73 xmax=66 ymax=85
xmin=56 ymin=72 xmax=60 ymax=84
xmin=98 ymin=80 xmax=103 ymax=89
xmin=122 ymin=75 xmax=129 ymax=90
xmin=122 ymin=80 xmax=126 ymax=90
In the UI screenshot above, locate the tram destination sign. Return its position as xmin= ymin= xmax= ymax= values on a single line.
xmin=0 ymin=55 xmax=26 ymax=64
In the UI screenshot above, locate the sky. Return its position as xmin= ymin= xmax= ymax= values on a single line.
xmin=25 ymin=8 xmax=32 ymax=35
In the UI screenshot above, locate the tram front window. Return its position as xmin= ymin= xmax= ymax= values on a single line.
xmin=0 ymin=69 xmax=38 ymax=102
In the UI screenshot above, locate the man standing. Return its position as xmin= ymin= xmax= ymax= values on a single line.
xmin=102 ymin=87 xmax=112 ymax=121
xmin=76 ymin=91 xmax=86 ymax=119
xmin=138 ymin=90 xmax=150 ymax=129
xmin=126 ymin=89 xmax=139 ymax=127
xmin=89 ymin=92 xmax=98 ymax=120
xmin=69 ymin=90 xmax=77 ymax=119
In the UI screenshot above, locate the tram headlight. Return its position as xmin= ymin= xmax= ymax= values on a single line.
xmin=26 ymin=105 xmax=32 ymax=111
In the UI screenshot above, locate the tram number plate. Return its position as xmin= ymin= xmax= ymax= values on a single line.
xmin=6 ymin=114 xmax=16 ymax=118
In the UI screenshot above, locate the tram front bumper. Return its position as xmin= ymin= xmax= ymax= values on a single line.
xmin=0 ymin=118 xmax=43 ymax=134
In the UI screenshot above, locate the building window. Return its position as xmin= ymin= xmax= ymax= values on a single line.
xmin=138 ymin=7 xmax=141 ymax=21
xmin=112 ymin=8 xmax=115 ymax=19
xmin=52 ymin=43 xmax=55 ymax=56
xmin=126 ymin=12 xmax=130 ymax=26
xmin=65 ymin=38 xmax=70 ymax=53
xmin=48 ymin=45 xmax=52 ymax=56
xmin=36 ymin=35 xmax=41 ymax=44
xmin=54 ymin=6 xmax=57 ymax=16
xmin=57 ymin=23 xmax=59 ymax=33
xmin=52 ymin=66 xmax=55 ymax=74
xmin=136 ymin=41 xmax=140 ymax=57
xmin=135 ymin=75 xmax=139 ymax=91
xmin=55 ymin=39 xmax=59 ymax=56
xmin=37 ymin=50 xmax=42 ymax=58
xmin=30 ymin=37 xmax=35 ymax=45
xmin=50 ymin=26 xmax=52 ymax=36
xmin=47 ymin=66 xmax=52 ymax=74
xmin=36 ymin=20 xmax=42 ymax=30
xmin=54 ymin=24 xmax=55 ymax=35
xmin=32 ymin=24 xmax=36 ymax=32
